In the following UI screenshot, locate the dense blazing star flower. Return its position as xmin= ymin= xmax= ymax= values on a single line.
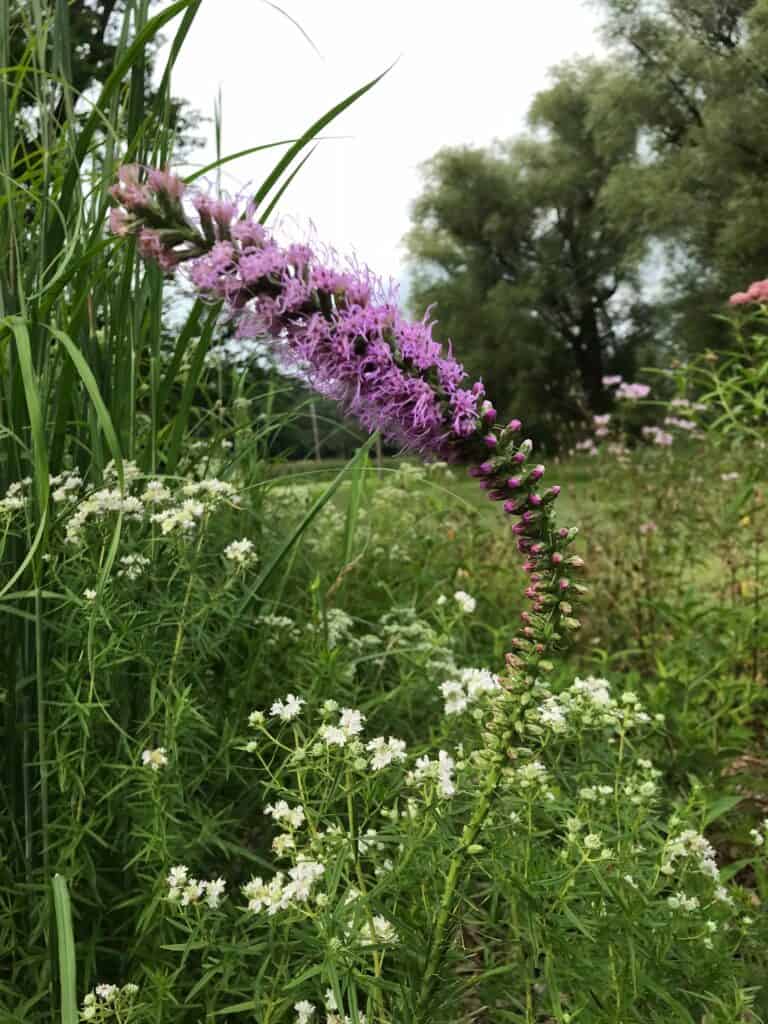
xmin=109 ymin=166 xmax=587 ymax=665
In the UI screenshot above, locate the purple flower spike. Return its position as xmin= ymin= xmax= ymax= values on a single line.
xmin=109 ymin=164 xmax=584 ymax=673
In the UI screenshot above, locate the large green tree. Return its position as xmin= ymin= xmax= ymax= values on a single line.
xmin=405 ymin=61 xmax=654 ymax=437
xmin=594 ymin=0 xmax=768 ymax=346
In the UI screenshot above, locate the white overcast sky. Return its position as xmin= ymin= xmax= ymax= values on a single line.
xmin=164 ymin=1 xmax=603 ymax=285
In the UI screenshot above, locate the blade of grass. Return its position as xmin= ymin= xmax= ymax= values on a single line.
xmin=51 ymin=874 xmax=78 ymax=1024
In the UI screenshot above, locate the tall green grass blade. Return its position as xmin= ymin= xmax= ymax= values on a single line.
xmin=239 ymin=436 xmax=377 ymax=614
xmin=252 ymin=66 xmax=392 ymax=212
xmin=261 ymin=145 xmax=317 ymax=221
xmin=51 ymin=874 xmax=78 ymax=1024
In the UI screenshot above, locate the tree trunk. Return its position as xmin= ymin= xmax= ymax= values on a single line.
xmin=571 ymin=302 xmax=609 ymax=413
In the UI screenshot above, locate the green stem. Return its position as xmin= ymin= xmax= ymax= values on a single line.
xmin=413 ymin=742 xmax=509 ymax=1022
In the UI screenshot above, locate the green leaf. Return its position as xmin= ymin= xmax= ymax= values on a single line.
xmin=51 ymin=875 xmax=77 ymax=1024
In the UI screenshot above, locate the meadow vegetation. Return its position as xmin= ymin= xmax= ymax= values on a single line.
xmin=1 ymin=3 xmax=767 ymax=1024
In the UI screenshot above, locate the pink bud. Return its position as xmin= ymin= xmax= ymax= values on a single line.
xmin=558 ymin=528 xmax=569 ymax=539
xmin=529 ymin=464 xmax=545 ymax=481
xmin=551 ymin=552 xmax=564 ymax=565
xmin=503 ymin=500 xmax=517 ymax=514
xmin=507 ymin=418 xmax=522 ymax=432
xmin=507 ymin=476 xmax=522 ymax=489
xmin=558 ymin=578 xmax=570 ymax=591
xmin=484 ymin=434 xmax=498 ymax=448
xmin=529 ymin=493 xmax=542 ymax=507
xmin=513 ymin=452 xmax=526 ymax=464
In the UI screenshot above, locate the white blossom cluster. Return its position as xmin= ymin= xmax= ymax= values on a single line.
xmin=80 ymin=982 xmax=139 ymax=1021
xmin=117 ymin=553 xmax=150 ymax=580
xmin=166 ymin=865 xmax=226 ymax=908
xmin=749 ymin=818 xmax=768 ymax=846
xmin=661 ymin=829 xmax=719 ymax=881
xmin=224 ymin=537 xmax=257 ymax=567
xmin=141 ymin=746 xmax=168 ymax=771
xmin=439 ymin=666 xmax=500 ymax=715
xmin=243 ymin=858 xmax=325 ymax=914
xmin=533 ymin=676 xmax=658 ymax=735
xmin=407 ymin=750 xmax=456 ymax=798
xmin=0 ymin=478 xmax=30 ymax=515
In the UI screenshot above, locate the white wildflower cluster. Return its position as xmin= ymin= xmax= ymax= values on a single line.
xmin=270 ymin=694 xmax=305 ymax=722
xmin=319 ymin=707 xmax=365 ymax=747
xmin=667 ymin=891 xmax=700 ymax=912
xmin=622 ymin=760 xmax=661 ymax=804
xmin=117 ymin=553 xmax=150 ymax=580
xmin=80 ymin=982 xmax=139 ymax=1021
xmin=453 ymin=589 xmax=476 ymax=614
xmin=254 ymin=613 xmax=302 ymax=646
xmin=60 ymin=467 xmax=242 ymax=542
xmin=365 ymin=735 xmax=407 ymax=770
xmin=508 ymin=760 xmax=553 ymax=798
xmin=66 ymin=488 xmax=144 ymax=543
xmin=439 ymin=667 xmax=500 ymax=715
xmin=661 ymin=830 xmax=719 ymax=881
xmin=265 ymin=800 xmax=306 ymax=829
xmin=749 ymin=819 xmax=768 ymax=847
xmin=224 ymin=537 xmax=257 ymax=567
xmin=407 ymin=750 xmax=456 ymax=798
xmin=0 ymin=478 xmax=30 ymax=515
xmin=150 ymin=498 xmax=205 ymax=535
xmin=166 ymin=865 xmax=226 ymax=908
xmin=349 ymin=911 xmax=399 ymax=947
xmin=140 ymin=746 xmax=168 ymax=771
xmin=314 ymin=607 xmax=355 ymax=649
xmin=533 ymin=677 xmax=656 ymax=735
xmin=51 ymin=469 xmax=83 ymax=503
xmin=243 ymin=857 xmax=325 ymax=914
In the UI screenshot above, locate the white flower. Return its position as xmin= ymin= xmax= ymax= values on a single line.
xmin=584 ymin=833 xmax=602 ymax=851
xmin=436 ymin=594 xmax=447 ymax=606
xmin=141 ymin=747 xmax=168 ymax=771
xmin=181 ymin=878 xmax=205 ymax=906
xmin=242 ymin=874 xmax=287 ymax=914
xmin=83 ymin=588 xmax=97 ymax=601
xmin=440 ymin=680 xmax=468 ymax=715
xmin=248 ymin=710 xmax=265 ymax=727
xmin=320 ymin=708 xmax=365 ymax=746
xmin=294 ymin=1000 xmax=316 ymax=1024
xmin=264 ymin=800 xmax=305 ymax=829
xmin=453 ymin=590 xmax=476 ymax=614
xmin=167 ymin=865 xmax=188 ymax=890
xmin=117 ymin=553 xmax=150 ymax=580
xmin=366 ymin=736 xmax=407 ymax=770
xmin=283 ymin=859 xmax=325 ymax=902
xmin=141 ymin=479 xmax=172 ymax=504
xmin=272 ymin=833 xmax=295 ymax=857
xmin=269 ymin=694 xmax=305 ymax=722
xmin=205 ymin=877 xmax=227 ymax=909
xmin=95 ymin=984 xmax=118 ymax=1002
xmin=224 ymin=537 xmax=257 ymax=566
xmin=437 ymin=750 xmax=456 ymax=798
xmin=359 ymin=914 xmax=399 ymax=946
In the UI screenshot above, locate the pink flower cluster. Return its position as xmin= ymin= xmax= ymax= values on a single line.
xmin=729 ymin=279 xmax=768 ymax=305
xmin=109 ymin=166 xmax=586 ymax=665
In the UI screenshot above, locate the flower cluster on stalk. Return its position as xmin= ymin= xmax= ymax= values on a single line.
xmin=109 ymin=165 xmax=585 ymax=669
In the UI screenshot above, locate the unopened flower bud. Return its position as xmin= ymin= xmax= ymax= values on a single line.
xmin=507 ymin=476 xmax=522 ymax=489
xmin=567 ymin=555 xmax=585 ymax=568
xmin=507 ymin=418 xmax=522 ymax=432
xmin=558 ymin=578 xmax=570 ymax=591
xmin=529 ymin=464 xmax=545 ymax=481
xmin=479 ymin=461 xmax=494 ymax=475
xmin=484 ymin=434 xmax=498 ymax=448
xmin=551 ymin=552 xmax=564 ymax=565
xmin=529 ymin=493 xmax=542 ymax=506
xmin=563 ymin=617 xmax=581 ymax=630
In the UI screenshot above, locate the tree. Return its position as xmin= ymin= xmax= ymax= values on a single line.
xmin=405 ymin=61 xmax=654 ymax=440
xmin=594 ymin=0 xmax=768 ymax=338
